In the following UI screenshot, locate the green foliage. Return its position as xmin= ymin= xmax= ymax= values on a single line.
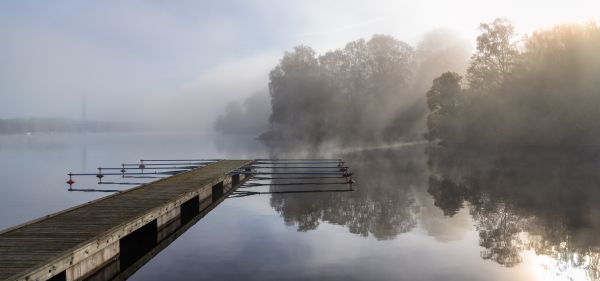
xmin=265 ymin=35 xmax=417 ymax=144
xmin=425 ymin=72 xmax=464 ymax=142
xmin=467 ymin=18 xmax=517 ymax=93
xmin=264 ymin=32 xmax=471 ymax=144
xmin=426 ymin=72 xmax=463 ymax=114
xmin=426 ymin=19 xmax=600 ymax=146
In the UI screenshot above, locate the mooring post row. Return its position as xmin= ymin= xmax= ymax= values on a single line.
xmin=2 ymin=160 xmax=253 ymax=281
xmin=13 ymin=181 xmax=223 ymax=281
xmin=0 ymin=161 xmax=223 ymax=238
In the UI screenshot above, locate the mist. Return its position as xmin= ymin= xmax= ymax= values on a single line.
xmin=216 ymin=18 xmax=600 ymax=152
xmin=3 ymin=1 xmax=598 ymax=136
xmin=214 ymin=92 xmax=270 ymax=135
xmin=216 ymin=31 xmax=470 ymax=148
xmin=427 ymin=20 xmax=600 ymax=147
xmin=4 ymin=2 xmax=600 ymax=280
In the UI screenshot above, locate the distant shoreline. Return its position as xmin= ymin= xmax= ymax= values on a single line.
xmin=0 ymin=117 xmax=138 ymax=135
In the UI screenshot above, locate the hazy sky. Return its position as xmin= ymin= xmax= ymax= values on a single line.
xmin=1 ymin=0 xmax=598 ymax=130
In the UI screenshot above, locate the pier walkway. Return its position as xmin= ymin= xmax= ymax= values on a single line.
xmin=0 ymin=160 xmax=252 ymax=281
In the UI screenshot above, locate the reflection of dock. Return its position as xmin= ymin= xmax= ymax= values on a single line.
xmin=0 ymin=160 xmax=252 ymax=281
xmin=86 ymin=181 xmax=237 ymax=281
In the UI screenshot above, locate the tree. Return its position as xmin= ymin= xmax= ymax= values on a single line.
xmin=214 ymin=92 xmax=270 ymax=135
xmin=425 ymin=72 xmax=464 ymax=142
xmin=264 ymin=35 xmax=417 ymax=144
xmin=467 ymin=18 xmax=517 ymax=93
xmin=267 ymin=45 xmax=334 ymax=142
xmin=505 ymin=22 xmax=600 ymax=145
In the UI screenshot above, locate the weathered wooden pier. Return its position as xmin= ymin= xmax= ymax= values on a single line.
xmin=0 ymin=160 xmax=253 ymax=281
xmin=0 ymin=158 xmax=354 ymax=281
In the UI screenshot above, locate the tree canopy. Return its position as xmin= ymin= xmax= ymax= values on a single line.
xmin=426 ymin=20 xmax=600 ymax=146
xmin=263 ymin=33 xmax=470 ymax=145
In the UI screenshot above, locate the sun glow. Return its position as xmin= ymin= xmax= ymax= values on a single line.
xmin=386 ymin=0 xmax=600 ymax=42
xmin=528 ymin=250 xmax=597 ymax=281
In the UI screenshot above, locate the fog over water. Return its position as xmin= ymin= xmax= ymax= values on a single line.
xmin=2 ymin=133 xmax=598 ymax=280
xmin=2 ymin=1 xmax=600 ymax=280
xmin=2 ymin=1 xmax=598 ymax=132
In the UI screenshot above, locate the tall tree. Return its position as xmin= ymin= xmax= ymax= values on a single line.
xmin=467 ymin=18 xmax=517 ymax=93
xmin=265 ymin=35 xmax=417 ymax=144
xmin=425 ymin=72 xmax=464 ymax=142
xmin=268 ymin=45 xmax=328 ymax=141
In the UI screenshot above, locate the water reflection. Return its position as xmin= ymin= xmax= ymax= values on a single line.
xmin=82 ymin=176 xmax=235 ymax=281
xmin=268 ymin=146 xmax=427 ymax=240
xmin=3 ymin=133 xmax=600 ymax=280
xmin=262 ymin=142 xmax=600 ymax=279
xmin=426 ymin=146 xmax=600 ymax=279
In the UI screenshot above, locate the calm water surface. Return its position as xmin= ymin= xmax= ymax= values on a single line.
xmin=0 ymin=133 xmax=598 ymax=281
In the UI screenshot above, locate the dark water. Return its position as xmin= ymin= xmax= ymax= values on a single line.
xmin=0 ymin=133 xmax=598 ymax=281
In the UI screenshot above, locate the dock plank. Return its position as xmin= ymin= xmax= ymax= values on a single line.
xmin=0 ymin=160 xmax=251 ymax=281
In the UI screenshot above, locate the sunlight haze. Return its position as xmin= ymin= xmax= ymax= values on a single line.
xmin=0 ymin=0 xmax=598 ymax=130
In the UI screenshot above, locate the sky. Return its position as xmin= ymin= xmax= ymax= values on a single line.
xmin=1 ymin=0 xmax=599 ymax=131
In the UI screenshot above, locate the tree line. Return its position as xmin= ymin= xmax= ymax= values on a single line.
xmin=0 ymin=117 xmax=132 ymax=135
xmin=216 ymin=19 xmax=599 ymax=148
xmin=259 ymin=31 xmax=470 ymax=145
xmin=427 ymin=19 xmax=600 ymax=147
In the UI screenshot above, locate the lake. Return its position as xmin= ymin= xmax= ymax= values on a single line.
xmin=0 ymin=133 xmax=597 ymax=281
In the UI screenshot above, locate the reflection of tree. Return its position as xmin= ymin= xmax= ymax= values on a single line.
xmin=427 ymin=176 xmax=466 ymax=216
xmin=427 ymin=145 xmax=600 ymax=278
xmin=475 ymin=203 xmax=527 ymax=267
xmin=268 ymin=147 xmax=427 ymax=240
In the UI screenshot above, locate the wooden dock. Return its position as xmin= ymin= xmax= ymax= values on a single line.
xmin=0 ymin=160 xmax=253 ymax=281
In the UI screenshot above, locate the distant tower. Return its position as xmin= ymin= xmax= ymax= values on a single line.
xmin=81 ymin=93 xmax=87 ymax=124
xmin=80 ymin=93 xmax=88 ymax=168
xmin=79 ymin=93 xmax=87 ymax=133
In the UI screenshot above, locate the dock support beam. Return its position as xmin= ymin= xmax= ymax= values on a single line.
xmin=120 ymin=220 xmax=158 ymax=269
